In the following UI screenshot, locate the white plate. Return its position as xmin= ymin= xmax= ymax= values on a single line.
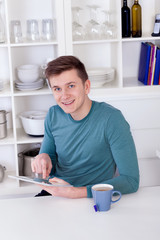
xmin=15 ymin=78 xmax=44 ymax=85
xmin=15 ymin=86 xmax=43 ymax=91
xmin=8 ymin=175 xmax=73 ymax=187
xmin=87 ymin=67 xmax=115 ymax=76
xmin=15 ymin=78 xmax=44 ymax=91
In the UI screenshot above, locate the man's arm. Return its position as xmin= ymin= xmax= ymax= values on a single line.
xmin=86 ymin=110 xmax=140 ymax=198
xmin=85 ymin=110 xmax=139 ymax=198
xmin=40 ymin=177 xmax=87 ymax=198
xmin=105 ymin=110 xmax=140 ymax=194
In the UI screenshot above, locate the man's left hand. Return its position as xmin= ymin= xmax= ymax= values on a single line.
xmin=40 ymin=177 xmax=87 ymax=199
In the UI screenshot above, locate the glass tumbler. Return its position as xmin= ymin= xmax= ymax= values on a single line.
xmin=27 ymin=19 xmax=40 ymax=41
xmin=41 ymin=19 xmax=54 ymax=41
xmin=0 ymin=1 xmax=5 ymax=43
xmin=10 ymin=20 xmax=23 ymax=43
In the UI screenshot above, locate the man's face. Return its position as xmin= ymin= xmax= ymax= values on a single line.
xmin=49 ymin=69 xmax=91 ymax=120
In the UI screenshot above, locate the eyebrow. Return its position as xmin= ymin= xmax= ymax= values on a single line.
xmin=52 ymin=81 xmax=77 ymax=88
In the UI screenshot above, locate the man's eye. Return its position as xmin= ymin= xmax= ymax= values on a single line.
xmin=54 ymin=87 xmax=61 ymax=92
xmin=69 ymin=85 xmax=74 ymax=89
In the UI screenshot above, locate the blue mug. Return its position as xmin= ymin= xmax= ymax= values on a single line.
xmin=92 ymin=184 xmax=121 ymax=212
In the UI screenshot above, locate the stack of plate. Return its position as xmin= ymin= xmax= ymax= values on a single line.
xmin=87 ymin=67 xmax=115 ymax=88
xmin=15 ymin=78 xmax=44 ymax=91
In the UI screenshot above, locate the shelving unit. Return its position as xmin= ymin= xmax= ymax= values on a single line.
xmin=0 ymin=0 xmax=160 ymax=192
xmin=0 ymin=0 xmax=65 ymax=190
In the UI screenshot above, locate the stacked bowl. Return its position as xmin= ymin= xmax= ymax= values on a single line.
xmin=15 ymin=64 xmax=44 ymax=91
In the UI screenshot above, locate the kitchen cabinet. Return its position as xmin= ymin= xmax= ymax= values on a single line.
xmin=0 ymin=0 xmax=160 ymax=190
xmin=0 ymin=0 xmax=64 ymax=188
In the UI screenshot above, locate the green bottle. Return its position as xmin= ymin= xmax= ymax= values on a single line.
xmin=132 ymin=0 xmax=142 ymax=37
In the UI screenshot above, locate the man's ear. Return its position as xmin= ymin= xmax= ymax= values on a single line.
xmin=85 ymin=79 xmax=91 ymax=94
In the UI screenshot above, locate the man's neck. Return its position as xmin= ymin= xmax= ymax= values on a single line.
xmin=70 ymin=98 xmax=92 ymax=121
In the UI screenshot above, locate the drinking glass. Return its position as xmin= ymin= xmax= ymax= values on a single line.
xmin=101 ymin=11 xmax=117 ymax=39
xmin=41 ymin=58 xmax=52 ymax=79
xmin=10 ymin=20 xmax=23 ymax=43
xmin=42 ymin=19 xmax=55 ymax=41
xmin=72 ymin=7 xmax=85 ymax=41
xmin=27 ymin=19 xmax=40 ymax=42
xmin=85 ymin=5 xmax=101 ymax=40
xmin=0 ymin=1 xmax=5 ymax=43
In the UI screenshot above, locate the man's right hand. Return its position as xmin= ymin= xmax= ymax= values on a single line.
xmin=31 ymin=153 xmax=52 ymax=179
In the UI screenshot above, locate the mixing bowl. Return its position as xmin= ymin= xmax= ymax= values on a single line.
xmin=17 ymin=64 xmax=40 ymax=83
xmin=19 ymin=110 xmax=47 ymax=136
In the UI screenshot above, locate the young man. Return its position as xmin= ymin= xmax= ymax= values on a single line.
xmin=31 ymin=55 xmax=139 ymax=198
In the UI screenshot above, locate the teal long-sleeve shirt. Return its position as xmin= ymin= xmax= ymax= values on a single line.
xmin=40 ymin=101 xmax=139 ymax=198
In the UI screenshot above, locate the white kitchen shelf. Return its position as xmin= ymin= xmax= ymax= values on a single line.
xmin=10 ymin=40 xmax=58 ymax=47
xmin=16 ymin=128 xmax=43 ymax=144
xmin=13 ymin=84 xmax=52 ymax=96
xmin=73 ymin=39 xmax=120 ymax=45
xmin=122 ymin=35 xmax=160 ymax=42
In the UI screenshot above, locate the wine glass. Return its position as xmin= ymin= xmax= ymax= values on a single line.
xmin=72 ymin=7 xmax=85 ymax=41
xmin=101 ymin=10 xmax=117 ymax=39
xmin=85 ymin=5 xmax=101 ymax=40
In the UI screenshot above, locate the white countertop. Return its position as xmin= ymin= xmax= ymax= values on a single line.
xmin=0 ymin=186 xmax=159 ymax=240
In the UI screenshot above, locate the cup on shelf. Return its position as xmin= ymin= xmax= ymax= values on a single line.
xmin=27 ymin=19 xmax=40 ymax=42
xmin=41 ymin=19 xmax=55 ymax=41
xmin=10 ymin=20 xmax=23 ymax=43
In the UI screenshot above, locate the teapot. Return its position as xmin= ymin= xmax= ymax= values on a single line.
xmin=0 ymin=165 xmax=6 ymax=182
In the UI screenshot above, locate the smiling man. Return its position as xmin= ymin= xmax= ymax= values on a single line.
xmin=31 ymin=55 xmax=139 ymax=198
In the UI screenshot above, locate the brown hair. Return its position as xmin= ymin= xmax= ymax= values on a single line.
xmin=45 ymin=55 xmax=88 ymax=84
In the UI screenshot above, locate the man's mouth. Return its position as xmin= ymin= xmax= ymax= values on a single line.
xmin=62 ymin=100 xmax=75 ymax=105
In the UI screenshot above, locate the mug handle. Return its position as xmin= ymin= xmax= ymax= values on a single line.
xmin=111 ymin=191 xmax=121 ymax=203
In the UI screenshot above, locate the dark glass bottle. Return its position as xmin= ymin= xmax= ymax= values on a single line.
xmin=121 ymin=0 xmax=131 ymax=37
xmin=132 ymin=0 xmax=142 ymax=37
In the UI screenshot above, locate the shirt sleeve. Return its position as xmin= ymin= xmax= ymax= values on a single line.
xmin=39 ymin=109 xmax=57 ymax=173
xmin=86 ymin=110 xmax=140 ymax=198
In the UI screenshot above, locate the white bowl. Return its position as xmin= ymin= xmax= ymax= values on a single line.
xmin=19 ymin=110 xmax=47 ymax=136
xmin=17 ymin=64 xmax=40 ymax=83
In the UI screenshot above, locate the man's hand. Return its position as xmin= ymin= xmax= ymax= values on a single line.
xmin=31 ymin=153 xmax=52 ymax=179
xmin=40 ymin=177 xmax=87 ymax=199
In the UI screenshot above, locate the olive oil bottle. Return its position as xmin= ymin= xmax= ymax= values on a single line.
xmin=132 ymin=0 xmax=142 ymax=37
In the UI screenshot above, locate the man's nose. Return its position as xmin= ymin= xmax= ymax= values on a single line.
xmin=61 ymin=88 xmax=70 ymax=99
